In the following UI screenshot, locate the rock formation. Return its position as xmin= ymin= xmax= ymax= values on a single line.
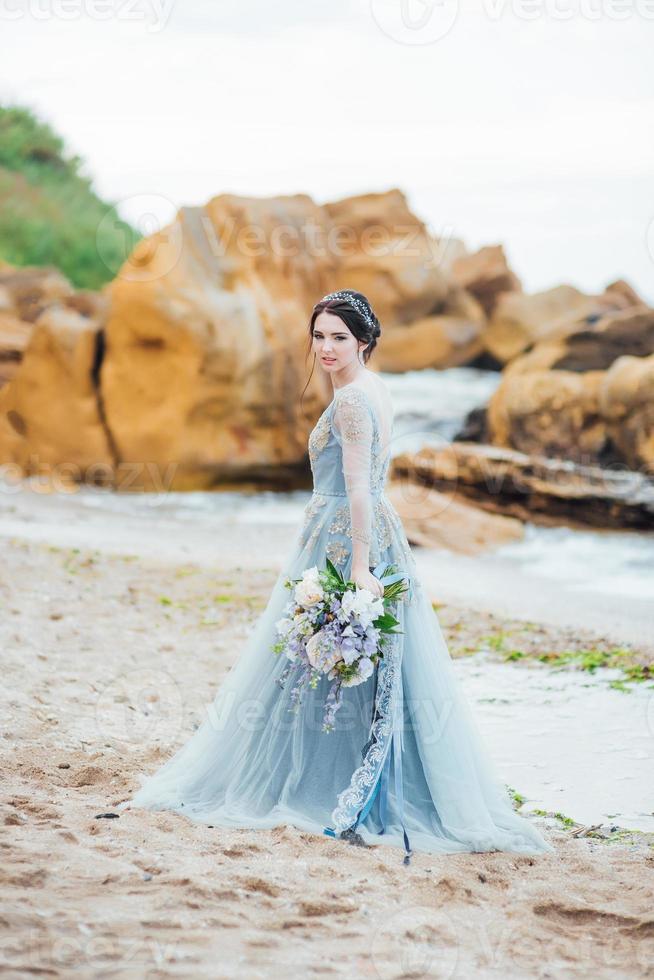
xmin=451 ymin=244 xmax=522 ymax=319
xmin=600 ymin=352 xmax=654 ymax=473
xmin=482 ymin=283 xmax=642 ymax=365
xmin=391 ymin=442 xmax=654 ymax=529
xmin=0 ymin=264 xmax=113 ymax=485
xmin=485 ymin=308 xmax=654 ymax=472
xmin=0 ymin=191 xmax=651 ymax=497
xmin=101 ymin=194 xmax=332 ymax=490
xmin=385 ymin=478 xmax=525 ymax=554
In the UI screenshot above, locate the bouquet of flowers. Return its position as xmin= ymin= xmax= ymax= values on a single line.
xmin=272 ymin=558 xmax=410 ymax=732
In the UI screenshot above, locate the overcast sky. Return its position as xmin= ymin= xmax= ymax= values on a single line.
xmin=2 ymin=0 xmax=653 ymax=301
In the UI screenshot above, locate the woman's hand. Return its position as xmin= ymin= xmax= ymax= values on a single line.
xmin=350 ymin=563 xmax=384 ymax=598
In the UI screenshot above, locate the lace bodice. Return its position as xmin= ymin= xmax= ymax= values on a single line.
xmin=308 ymin=385 xmax=391 ymax=498
xmin=306 ymin=384 xmax=393 ymax=570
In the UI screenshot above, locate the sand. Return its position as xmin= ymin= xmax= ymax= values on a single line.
xmin=1 ymin=528 xmax=653 ymax=978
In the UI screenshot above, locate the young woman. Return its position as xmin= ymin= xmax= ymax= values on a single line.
xmin=119 ymin=289 xmax=553 ymax=861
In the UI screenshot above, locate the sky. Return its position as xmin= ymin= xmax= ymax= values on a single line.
xmin=1 ymin=0 xmax=653 ymax=302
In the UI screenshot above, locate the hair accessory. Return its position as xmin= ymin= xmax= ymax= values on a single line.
xmin=320 ymin=291 xmax=375 ymax=331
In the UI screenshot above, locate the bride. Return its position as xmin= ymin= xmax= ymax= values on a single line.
xmin=119 ymin=288 xmax=554 ymax=861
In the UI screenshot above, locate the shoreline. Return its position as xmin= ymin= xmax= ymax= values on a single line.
xmin=0 ymin=482 xmax=652 ymax=651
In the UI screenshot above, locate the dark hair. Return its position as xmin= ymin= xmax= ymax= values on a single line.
xmin=300 ymin=289 xmax=381 ymax=409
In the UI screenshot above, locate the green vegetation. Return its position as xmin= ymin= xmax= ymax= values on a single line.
xmin=506 ymin=792 xmax=654 ymax=848
xmin=479 ymin=630 xmax=527 ymax=662
xmin=553 ymin=811 xmax=576 ymax=828
xmin=535 ymin=646 xmax=633 ymax=672
xmin=479 ymin=629 xmax=652 ymax=691
xmin=535 ymin=646 xmax=653 ymax=689
xmin=506 ymin=785 xmax=526 ymax=807
xmin=0 ymin=103 xmax=140 ymax=288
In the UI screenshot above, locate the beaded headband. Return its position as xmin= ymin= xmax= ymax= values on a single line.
xmin=319 ymin=291 xmax=376 ymax=332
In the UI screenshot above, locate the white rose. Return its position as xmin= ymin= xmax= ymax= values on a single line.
xmin=295 ymin=584 xmax=323 ymax=608
xmin=295 ymin=577 xmax=324 ymax=608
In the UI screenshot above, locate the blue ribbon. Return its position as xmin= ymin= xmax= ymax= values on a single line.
xmin=326 ymin=735 xmax=412 ymax=864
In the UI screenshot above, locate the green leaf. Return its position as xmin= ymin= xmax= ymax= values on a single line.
xmin=374 ymin=612 xmax=401 ymax=631
xmin=324 ymin=557 xmax=343 ymax=581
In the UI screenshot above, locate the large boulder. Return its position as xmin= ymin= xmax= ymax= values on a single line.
xmin=375 ymin=303 xmax=484 ymax=372
xmin=501 ymin=307 xmax=654 ymax=376
xmin=483 ymin=283 xmax=637 ymax=364
xmin=0 ymin=264 xmax=81 ymax=391
xmin=0 ymin=295 xmax=113 ymax=485
xmin=451 ymin=244 xmax=522 ymax=318
xmin=603 ymin=279 xmax=647 ymax=308
xmin=486 ymin=369 xmax=607 ymax=464
xmin=101 ymin=194 xmax=334 ymax=490
xmin=600 ymin=353 xmax=654 ymax=473
xmin=485 ymin=307 xmax=654 ymax=468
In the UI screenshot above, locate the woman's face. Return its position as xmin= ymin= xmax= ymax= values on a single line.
xmin=312 ymin=310 xmax=366 ymax=375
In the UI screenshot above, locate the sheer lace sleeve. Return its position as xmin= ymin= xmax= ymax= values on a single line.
xmin=332 ymin=387 xmax=374 ymax=570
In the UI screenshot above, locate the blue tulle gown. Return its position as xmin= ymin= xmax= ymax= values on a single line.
xmin=120 ymin=382 xmax=554 ymax=859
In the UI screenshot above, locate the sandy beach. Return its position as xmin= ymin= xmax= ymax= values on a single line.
xmin=1 ymin=488 xmax=653 ymax=979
